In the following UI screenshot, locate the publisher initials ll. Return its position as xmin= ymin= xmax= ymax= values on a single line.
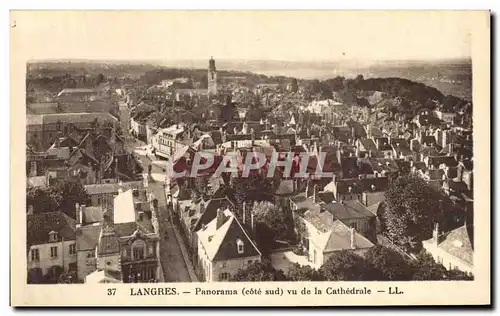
xmin=389 ymin=287 xmax=403 ymax=295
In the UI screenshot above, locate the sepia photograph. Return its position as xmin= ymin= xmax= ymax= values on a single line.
xmin=11 ymin=10 xmax=490 ymax=306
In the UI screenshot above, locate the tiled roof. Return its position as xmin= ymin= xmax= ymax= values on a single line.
xmin=336 ymin=179 xmax=363 ymax=195
xmin=27 ymin=211 xmax=77 ymax=247
xmin=324 ymin=200 xmax=375 ymax=220
xmin=323 ymin=220 xmax=374 ymax=252
xmin=437 ymin=225 xmax=473 ymax=266
xmin=76 ymin=224 xmax=101 ymax=251
xmin=358 ymin=138 xmax=377 ymax=152
xmin=35 ymin=112 xmax=118 ymax=125
xmin=84 ymin=181 xmax=143 ymax=195
xmin=197 ymin=209 xmax=261 ymax=262
xmin=27 ymin=176 xmax=47 ymax=188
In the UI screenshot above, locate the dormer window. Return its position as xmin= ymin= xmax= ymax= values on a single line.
xmin=236 ymin=239 xmax=244 ymax=254
xmin=49 ymin=231 xmax=58 ymax=242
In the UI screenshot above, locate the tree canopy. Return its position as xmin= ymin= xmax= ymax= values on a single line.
xmin=364 ymin=245 xmax=412 ymax=281
xmin=229 ymin=174 xmax=273 ymax=209
xmin=380 ymin=175 xmax=456 ymax=252
xmin=252 ymin=201 xmax=294 ymax=251
xmin=27 ymin=179 xmax=89 ymax=219
xmin=230 ymin=260 xmax=287 ymax=282
xmin=286 ymin=263 xmax=324 ymax=281
xmin=319 ymin=250 xmax=367 ymax=281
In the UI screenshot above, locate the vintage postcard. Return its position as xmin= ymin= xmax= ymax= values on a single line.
xmin=11 ymin=10 xmax=490 ymax=306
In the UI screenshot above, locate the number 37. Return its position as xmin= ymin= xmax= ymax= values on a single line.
xmin=107 ymin=288 xmax=117 ymax=296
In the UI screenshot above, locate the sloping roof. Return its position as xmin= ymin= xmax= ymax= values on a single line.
xmin=58 ymin=88 xmax=98 ymax=97
xmin=84 ymin=181 xmax=143 ymax=196
xmin=31 ymin=112 xmax=118 ymax=125
xmin=436 ymin=225 xmax=473 ymax=266
xmin=359 ymin=138 xmax=377 ymax=152
xmin=27 ymin=176 xmax=47 ymax=188
xmin=323 ymin=220 xmax=374 ymax=252
xmin=97 ymin=232 xmax=121 ymax=256
xmin=113 ymin=189 xmax=136 ymax=224
xmin=27 ymin=211 xmax=77 ymax=247
xmin=197 ymin=209 xmax=261 ymax=261
xmin=324 ymin=200 xmax=375 ymax=221
xmin=76 ymin=224 xmax=101 ymax=251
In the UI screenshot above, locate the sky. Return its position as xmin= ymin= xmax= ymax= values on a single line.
xmin=12 ymin=11 xmax=478 ymax=62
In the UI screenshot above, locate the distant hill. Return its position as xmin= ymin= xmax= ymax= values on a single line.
xmin=27 ymin=58 xmax=472 ymax=101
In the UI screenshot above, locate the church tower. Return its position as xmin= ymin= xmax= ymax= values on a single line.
xmin=208 ymin=56 xmax=217 ymax=95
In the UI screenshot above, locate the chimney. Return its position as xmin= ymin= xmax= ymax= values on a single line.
xmin=216 ymin=208 xmax=224 ymax=230
xmin=251 ymin=209 xmax=255 ymax=232
xmin=433 ymin=222 xmax=440 ymax=246
xmin=350 ymin=227 xmax=355 ymax=249
xmin=410 ymin=139 xmax=414 ymax=152
xmin=448 ymin=142 xmax=453 ymax=155
xmin=80 ymin=205 xmax=85 ymax=225
xmin=376 ymin=138 xmax=380 ymax=150
xmin=368 ymin=150 xmax=372 ymax=158
xmin=306 ymin=180 xmax=312 ymax=198
xmin=313 ymin=184 xmax=319 ymax=203
xmin=242 ymin=201 xmax=246 ymax=224
xmin=75 ymin=203 xmax=80 ymax=222
xmin=351 ymin=126 xmax=356 ymax=141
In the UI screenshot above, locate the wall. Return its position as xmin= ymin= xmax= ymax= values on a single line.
xmin=211 ymin=255 xmax=261 ymax=282
xmin=97 ymin=253 xmax=121 ymax=271
xmin=423 ymin=241 xmax=473 ymax=274
xmin=77 ymin=249 xmax=97 ymax=281
xmin=28 ymin=240 xmax=77 ymax=275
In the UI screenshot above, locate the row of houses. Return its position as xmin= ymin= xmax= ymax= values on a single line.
xmin=27 ymin=183 xmax=162 ymax=284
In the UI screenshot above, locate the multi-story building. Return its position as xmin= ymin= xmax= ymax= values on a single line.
xmin=26 ymin=112 xmax=119 ymax=151
xmin=76 ymin=188 xmax=162 ymax=283
xmin=151 ymin=124 xmax=192 ymax=159
xmin=196 ymin=208 xmax=261 ymax=282
xmin=27 ymin=210 xmax=78 ymax=283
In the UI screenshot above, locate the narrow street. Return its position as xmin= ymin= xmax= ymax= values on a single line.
xmin=118 ymin=102 xmax=193 ymax=282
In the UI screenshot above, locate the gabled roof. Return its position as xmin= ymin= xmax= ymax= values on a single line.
xmin=197 ymin=209 xmax=261 ymax=262
xmin=27 ymin=211 xmax=77 ymax=247
xmin=323 ymin=220 xmax=374 ymax=252
xmin=427 ymin=225 xmax=473 ymax=266
xmin=76 ymin=224 xmax=101 ymax=251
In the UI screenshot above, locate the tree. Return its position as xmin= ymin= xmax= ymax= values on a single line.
xmin=93 ymin=73 xmax=105 ymax=87
xmin=27 ymin=186 xmax=61 ymax=213
xmin=230 ymin=174 xmax=273 ymax=209
xmin=27 ymin=179 xmax=89 ymax=219
xmin=446 ymin=269 xmax=474 ymax=280
xmin=381 ymin=175 xmax=455 ymax=252
xmin=319 ymin=250 xmax=367 ymax=281
xmin=230 ymin=260 xmax=287 ymax=282
xmin=252 ymin=201 xmax=292 ymax=251
xmin=53 ymin=179 xmax=89 ymax=218
xmin=286 ymin=263 xmax=324 ymax=281
xmin=409 ymin=250 xmax=447 ymax=281
xmin=364 ymin=245 xmax=412 ymax=281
